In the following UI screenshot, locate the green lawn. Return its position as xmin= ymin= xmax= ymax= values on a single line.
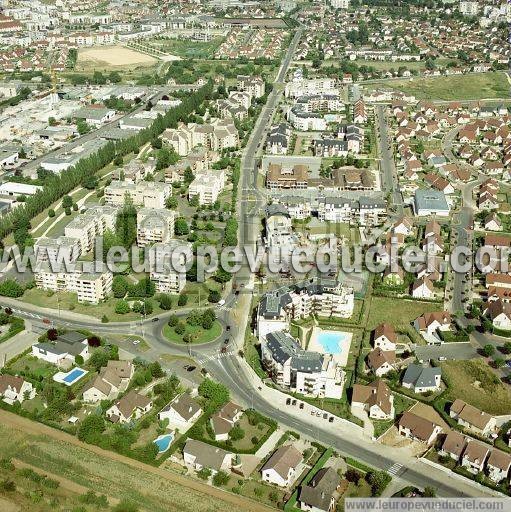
xmin=148 ymin=37 xmax=225 ymax=59
xmin=366 ymin=297 xmax=441 ymax=331
xmin=365 ymin=72 xmax=510 ymax=101
xmin=162 ymin=320 xmax=222 ymax=345
xmin=441 ymin=360 xmax=511 ymax=415
xmin=9 ymin=355 xmax=57 ymax=380
xmin=372 ymin=393 xmax=415 ymax=439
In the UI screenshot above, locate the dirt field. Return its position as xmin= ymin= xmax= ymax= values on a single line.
xmin=0 ymin=410 xmax=276 ymax=512
xmin=78 ymin=45 xmax=157 ymax=68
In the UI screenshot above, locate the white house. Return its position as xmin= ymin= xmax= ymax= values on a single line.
xmin=210 ymin=401 xmax=243 ymax=441
xmin=0 ymin=375 xmax=35 ymax=404
xmin=373 ymin=323 xmax=397 ymax=351
xmin=158 ymin=393 xmax=202 ymax=426
xmin=32 ymin=331 xmax=89 ymax=367
xmin=486 ymin=450 xmax=511 ymax=483
xmin=106 ymin=390 xmax=152 ymax=424
xmin=261 ymin=445 xmax=303 ymax=487
xmin=183 ymin=439 xmax=231 ymax=475
xmin=351 ymin=380 xmax=395 ymax=420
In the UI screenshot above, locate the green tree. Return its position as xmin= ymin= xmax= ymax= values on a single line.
xmin=112 ymin=275 xmax=129 ymax=298
xmin=168 ymin=315 xmax=179 ymax=327
xmin=76 ymin=119 xmax=91 ymax=135
xmin=175 ymin=322 xmax=186 ymax=335
xmin=423 ymin=486 xmax=437 ymax=497
xmin=48 ymin=209 xmax=55 ymax=218
xmin=482 ymin=344 xmax=495 ymax=357
xmin=174 ymin=218 xmax=189 ymax=236
xmin=197 ymin=467 xmax=212 ymax=480
xmin=198 ymin=378 xmax=229 ymax=409
xmin=157 ymin=293 xmax=173 ymax=310
xmin=229 ymin=425 xmax=245 ymax=441
xmin=77 ymin=414 xmax=105 ymax=442
xmin=115 ymin=299 xmax=131 ymax=314
xmin=208 ymin=289 xmax=221 ymax=303
xmin=212 ymin=471 xmax=229 ymax=487
xmin=178 ymin=294 xmax=188 ymax=306
xmin=165 ymin=195 xmax=178 ymax=209
xmin=62 ymin=195 xmax=73 ymax=208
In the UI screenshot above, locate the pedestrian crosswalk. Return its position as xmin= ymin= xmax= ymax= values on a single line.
xmin=387 ymin=463 xmax=404 ymax=476
xmin=196 ymin=350 xmax=236 ymax=365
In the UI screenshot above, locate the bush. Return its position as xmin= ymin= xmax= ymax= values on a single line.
xmin=48 ymin=209 xmax=55 ymax=218
xmin=168 ymin=315 xmax=179 ymax=327
xmin=178 ymin=294 xmax=188 ymax=306
xmin=212 ymin=470 xmax=229 ymax=487
xmin=115 ymin=300 xmax=131 ymax=315
xmin=175 ymin=322 xmax=185 ymax=335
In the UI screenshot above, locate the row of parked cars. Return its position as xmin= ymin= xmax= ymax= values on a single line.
xmin=285 ymin=397 xmax=335 ymax=422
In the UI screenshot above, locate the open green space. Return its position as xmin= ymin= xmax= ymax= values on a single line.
xmin=440 ymin=359 xmax=511 ymax=415
xmin=366 ymin=297 xmax=441 ymax=331
xmin=365 ymin=72 xmax=509 ymax=101
xmin=148 ymin=37 xmax=225 ymax=59
xmin=163 ymin=320 xmax=222 ymax=345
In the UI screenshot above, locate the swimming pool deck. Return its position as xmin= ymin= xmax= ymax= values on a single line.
xmin=308 ymin=327 xmax=352 ymax=367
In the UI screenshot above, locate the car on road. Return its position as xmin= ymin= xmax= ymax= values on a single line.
xmin=286 ymin=398 xmax=291 ymax=405
xmin=299 ymin=403 xmax=304 ymax=409
xmin=218 ymin=299 xmax=226 ymax=306
xmin=43 ymin=318 xmax=50 ymax=325
xmin=226 ymin=325 xmax=231 ymax=331
xmin=329 ymin=416 xmax=334 ymax=423
xmin=220 ymin=347 xmax=227 ymax=353
xmin=224 ymin=338 xmax=229 ymax=344
xmin=323 ymin=413 xmax=328 ymax=419
xmin=291 ymin=399 xmax=296 ymax=406
xmin=186 ymin=366 xmax=196 ymax=372
xmin=152 ymin=317 xmax=159 ymax=322
xmin=316 ymin=411 xmax=321 ymax=417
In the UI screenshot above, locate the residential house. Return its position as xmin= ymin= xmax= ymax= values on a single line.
xmin=298 ymin=467 xmax=340 ymax=512
xmin=398 ymin=411 xmax=442 ymax=445
xmin=0 ymin=375 xmax=35 ymax=404
xmin=183 ymin=439 xmax=231 ymax=475
xmin=486 ymin=450 xmax=511 ymax=483
xmin=210 ymin=401 xmax=243 ymax=442
xmin=402 ymin=364 xmax=442 ymax=393
xmin=32 ymin=331 xmax=89 ymax=367
xmin=439 ymin=430 xmax=467 ymax=462
xmin=367 ymin=348 xmax=396 ymax=377
xmin=449 ymin=399 xmax=497 ymax=437
xmin=106 ymin=390 xmax=152 ymax=424
xmin=158 ymin=393 xmax=202 ymax=426
xmin=351 ymin=380 xmax=395 ymax=420
xmin=486 ymin=299 xmax=511 ymax=331
xmin=82 ymin=360 xmax=134 ymax=403
xmin=411 ymin=277 xmax=435 ymax=299
xmin=261 ymin=444 xmax=303 ymax=487
xmin=373 ymin=323 xmax=397 ymax=351
xmin=461 ymin=441 xmax=490 ymax=475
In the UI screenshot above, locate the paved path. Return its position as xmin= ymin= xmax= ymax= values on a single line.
xmin=0 ymin=325 xmax=34 ymax=366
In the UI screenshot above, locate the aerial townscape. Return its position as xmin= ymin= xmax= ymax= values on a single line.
xmin=0 ymin=0 xmax=510 ymax=511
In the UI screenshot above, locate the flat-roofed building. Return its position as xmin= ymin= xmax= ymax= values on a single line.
xmin=188 ymin=169 xmax=225 ymax=205
xmin=104 ymin=181 xmax=172 ymax=209
xmin=137 ymin=208 xmax=175 ymax=247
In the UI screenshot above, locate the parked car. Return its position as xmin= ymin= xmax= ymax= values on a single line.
xmin=299 ymin=403 xmax=304 ymax=410
xmin=286 ymin=398 xmax=291 ymax=405
xmin=329 ymin=417 xmax=334 ymax=423
xmin=291 ymin=399 xmax=297 ymax=406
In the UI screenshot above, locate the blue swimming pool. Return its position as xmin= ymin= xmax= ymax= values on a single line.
xmin=63 ymin=368 xmax=87 ymax=384
xmin=154 ymin=434 xmax=174 ymax=453
xmin=316 ymin=332 xmax=347 ymax=355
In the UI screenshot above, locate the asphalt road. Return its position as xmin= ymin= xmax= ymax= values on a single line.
xmin=376 ymin=105 xmax=404 ymax=215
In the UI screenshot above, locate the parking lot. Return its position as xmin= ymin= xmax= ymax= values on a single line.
xmin=415 ymin=342 xmax=479 ymax=362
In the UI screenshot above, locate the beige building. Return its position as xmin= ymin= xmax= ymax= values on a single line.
xmin=137 ymin=208 xmax=175 ymax=247
xmin=34 ymin=263 xmax=113 ymax=304
xmin=64 ymin=206 xmax=117 ymax=253
xmin=188 ymin=169 xmax=226 ymax=205
xmin=148 ymin=241 xmax=192 ymax=294
xmin=34 ymin=236 xmax=81 ymax=264
xmin=104 ymin=181 xmax=172 ymax=209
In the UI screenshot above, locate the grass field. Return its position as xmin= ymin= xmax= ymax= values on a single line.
xmin=148 ymin=37 xmax=225 ymax=59
xmin=365 ymin=72 xmax=509 ymax=101
xmin=366 ymin=297 xmax=441 ymax=331
xmin=441 ymin=360 xmax=511 ymax=415
xmin=163 ymin=320 xmax=222 ymax=345
xmin=0 ymin=415 xmax=269 ymax=512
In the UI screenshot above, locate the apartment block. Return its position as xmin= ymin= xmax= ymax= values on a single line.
xmin=188 ymin=169 xmax=226 ymax=205
xmin=104 ymin=181 xmax=172 ymax=209
xmin=136 ymin=208 xmax=175 ymax=247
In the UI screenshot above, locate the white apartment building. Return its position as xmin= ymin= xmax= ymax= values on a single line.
xmin=318 ymin=197 xmax=386 ymax=226
xmin=136 ymin=208 xmax=175 ymax=247
xmin=256 ymin=279 xmax=355 ymax=341
xmin=34 ymin=263 xmax=113 ymax=304
xmin=34 ymin=236 xmax=81 ymax=264
xmin=188 ymin=169 xmax=226 ymax=205
xmin=64 ymin=206 xmax=117 ymax=253
xmin=262 ymin=331 xmax=346 ymax=399
xmin=331 ymin=0 xmax=350 ymax=8
xmin=285 ymin=78 xmax=339 ymax=98
xmin=148 ymin=241 xmax=192 ymax=294
xmin=104 ymin=181 xmax=172 ymax=209
xmin=459 ymin=1 xmax=479 ymax=15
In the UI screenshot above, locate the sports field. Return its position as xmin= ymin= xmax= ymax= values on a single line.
xmin=78 ymin=45 xmax=157 ymax=68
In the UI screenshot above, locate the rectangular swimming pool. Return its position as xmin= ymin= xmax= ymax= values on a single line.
xmin=63 ymin=368 xmax=86 ymax=383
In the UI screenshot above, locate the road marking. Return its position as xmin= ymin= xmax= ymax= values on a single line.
xmin=196 ymin=350 xmax=236 ymax=364
xmin=387 ymin=463 xmax=403 ymax=476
